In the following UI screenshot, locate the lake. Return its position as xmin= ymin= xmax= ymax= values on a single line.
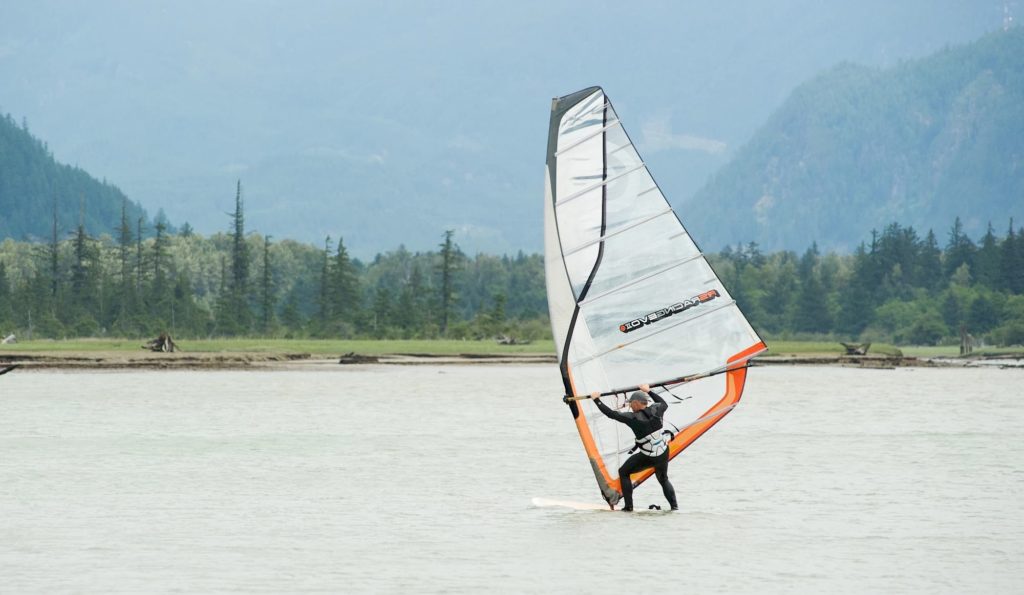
xmin=1 ymin=365 xmax=1021 ymax=593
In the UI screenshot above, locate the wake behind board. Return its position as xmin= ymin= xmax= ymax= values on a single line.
xmin=532 ymin=497 xmax=610 ymax=511
xmin=531 ymin=497 xmax=668 ymax=513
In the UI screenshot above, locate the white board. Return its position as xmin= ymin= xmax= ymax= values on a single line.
xmin=531 ymin=497 xmax=669 ymax=513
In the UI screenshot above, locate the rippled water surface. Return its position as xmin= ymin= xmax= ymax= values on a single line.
xmin=1 ymin=365 xmax=1021 ymax=593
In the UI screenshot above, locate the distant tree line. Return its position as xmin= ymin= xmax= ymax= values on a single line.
xmin=0 ymin=182 xmax=549 ymax=342
xmin=0 ymin=183 xmax=1022 ymax=347
xmin=712 ymin=218 xmax=1024 ymax=346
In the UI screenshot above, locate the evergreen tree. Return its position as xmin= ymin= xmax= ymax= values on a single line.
xmin=230 ymin=181 xmax=249 ymax=297
xmin=875 ymin=223 xmax=921 ymax=295
xmin=69 ymin=219 xmax=100 ymax=323
xmin=436 ymin=229 xmax=459 ymax=336
xmin=941 ymin=290 xmax=964 ymax=329
xmin=330 ymin=236 xmax=360 ymax=330
xmin=722 ymin=255 xmax=760 ymax=329
xmin=760 ymin=253 xmax=797 ymax=334
xmin=793 ymin=243 xmax=831 ymax=332
xmin=117 ymin=199 xmax=132 ymax=285
xmin=227 ymin=180 xmax=251 ymax=332
xmin=149 ymin=219 xmax=170 ymax=323
xmin=213 ymin=254 xmax=232 ymax=335
xmin=316 ymin=236 xmax=333 ymax=329
xmin=116 ymin=199 xmax=134 ymax=319
xmin=944 ymin=217 xmax=975 ymax=279
xmin=967 ymin=293 xmax=999 ymax=334
xmin=837 ymin=243 xmax=875 ymax=336
xmin=135 ymin=217 xmax=145 ymax=296
xmin=394 ymin=263 xmax=424 ymax=336
xmin=372 ymin=285 xmax=392 ymax=336
xmin=482 ymin=292 xmax=508 ymax=336
xmin=1016 ymin=223 xmax=1024 ymax=294
xmin=919 ymin=229 xmax=943 ymax=292
xmin=280 ymin=292 xmax=303 ymax=334
xmin=260 ymin=235 xmax=275 ymax=334
xmin=48 ymin=200 xmax=59 ymax=299
xmin=1000 ymin=220 xmax=1023 ymax=294
xmin=745 ymin=241 xmax=766 ymax=267
xmin=0 ymin=262 xmax=13 ymax=331
xmin=974 ymin=222 xmax=1000 ymax=288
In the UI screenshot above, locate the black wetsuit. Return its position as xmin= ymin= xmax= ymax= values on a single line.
xmin=595 ymin=391 xmax=678 ymax=511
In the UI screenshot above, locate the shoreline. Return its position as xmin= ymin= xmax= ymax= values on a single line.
xmin=1 ymin=350 xmax=1020 ymax=371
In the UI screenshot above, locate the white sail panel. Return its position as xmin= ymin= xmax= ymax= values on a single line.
xmin=544 ymin=87 xmax=766 ymax=506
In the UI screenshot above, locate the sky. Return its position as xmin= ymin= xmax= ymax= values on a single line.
xmin=0 ymin=1 xmax=1003 ymax=256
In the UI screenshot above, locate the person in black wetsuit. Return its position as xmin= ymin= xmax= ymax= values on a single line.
xmin=591 ymin=384 xmax=678 ymax=512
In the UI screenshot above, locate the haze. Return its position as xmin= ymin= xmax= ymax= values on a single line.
xmin=0 ymin=1 xmax=997 ymax=256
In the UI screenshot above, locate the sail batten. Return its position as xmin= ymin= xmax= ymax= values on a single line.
xmin=555 ymin=163 xmax=646 ymax=206
xmin=563 ymin=207 xmax=674 ymax=256
xmin=578 ymin=252 xmax=705 ymax=306
xmin=555 ymin=120 xmax=623 ymax=156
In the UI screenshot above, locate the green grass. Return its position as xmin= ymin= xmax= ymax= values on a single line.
xmin=0 ymin=338 xmax=556 ymax=356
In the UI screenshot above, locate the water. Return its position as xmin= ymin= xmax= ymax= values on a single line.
xmin=1 ymin=365 xmax=1021 ymax=593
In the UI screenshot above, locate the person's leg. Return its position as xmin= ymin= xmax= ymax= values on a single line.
xmin=618 ymin=453 xmax=651 ymax=511
xmin=653 ymin=452 xmax=678 ymax=510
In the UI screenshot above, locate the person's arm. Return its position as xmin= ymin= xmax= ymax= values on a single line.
xmin=591 ymin=391 xmax=631 ymax=423
xmin=640 ymin=383 xmax=669 ymax=416
xmin=641 ymin=383 xmax=666 ymax=405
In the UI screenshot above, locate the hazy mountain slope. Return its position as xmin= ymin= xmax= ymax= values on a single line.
xmin=0 ymin=1 xmax=996 ymax=256
xmin=0 ymin=114 xmax=149 ymax=241
xmin=687 ymin=28 xmax=1024 ymax=252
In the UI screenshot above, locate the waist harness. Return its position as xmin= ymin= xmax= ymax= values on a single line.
xmin=632 ymin=429 xmax=670 ymax=457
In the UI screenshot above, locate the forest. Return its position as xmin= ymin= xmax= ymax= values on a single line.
xmin=0 ymin=183 xmax=1021 ymax=347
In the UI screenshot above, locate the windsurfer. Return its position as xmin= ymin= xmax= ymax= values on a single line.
xmin=592 ymin=384 xmax=678 ymax=512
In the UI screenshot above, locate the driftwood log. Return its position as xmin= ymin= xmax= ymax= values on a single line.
xmin=0 ymin=364 xmax=19 ymax=376
xmin=840 ymin=342 xmax=871 ymax=356
xmin=338 ymin=352 xmax=379 ymax=364
xmin=143 ymin=333 xmax=178 ymax=353
xmin=1 ymin=334 xmax=15 ymax=344
xmin=496 ymin=335 xmax=532 ymax=346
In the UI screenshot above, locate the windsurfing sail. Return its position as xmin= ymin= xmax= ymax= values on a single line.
xmin=543 ymin=87 xmax=767 ymax=506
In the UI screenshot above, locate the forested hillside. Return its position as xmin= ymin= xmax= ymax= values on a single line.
xmin=688 ymin=27 xmax=1024 ymax=252
xmin=0 ymin=113 xmax=150 ymax=241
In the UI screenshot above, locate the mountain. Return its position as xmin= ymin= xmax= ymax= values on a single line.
xmin=0 ymin=1 xmax=997 ymax=256
xmin=0 ymin=113 xmax=150 ymax=240
xmin=686 ymin=28 xmax=1024 ymax=252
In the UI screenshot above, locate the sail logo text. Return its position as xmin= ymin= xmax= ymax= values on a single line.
xmin=618 ymin=289 xmax=720 ymax=333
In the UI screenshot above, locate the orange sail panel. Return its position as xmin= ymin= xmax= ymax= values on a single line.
xmin=543 ymin=87 xmax=767 ymax=506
